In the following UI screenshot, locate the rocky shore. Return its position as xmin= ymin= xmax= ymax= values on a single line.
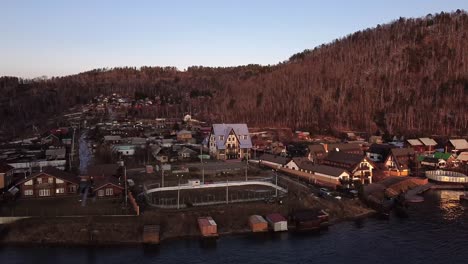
xmin=0 ymin=195 xmax=374 ymax=245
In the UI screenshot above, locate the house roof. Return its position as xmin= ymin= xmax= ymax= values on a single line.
xmin=45 ymin=148 xmax=66 ymax=157
xmin=407 ymin=139 xmax=423 ymax=146
xmin=104 ymin=135 xmax=121 ymax=141
xmin=212 ymin=124 xmax=252 ymax=149
xmin=391 ymin=148 xmax=415 ymax=157
xmin=179 ymin=147 xmax=197 ymax=154
xmin=421 ymin=157 xmax=441 ymax=164
xmin=450 ymin=139 xmax=468 ymax=150
xmin=457 ymin=152 xmax=468 ymax=161
xmin=87 ymin=164 xmax=120 ymax=177
xmin=0 ymin=162 xmax=14 ymax=173
xmin=259 ymin=153 xmax=290 ymax=166
xmin=324 ymin=151 xmax=366 ymax=167
xmin=419 ymin=138 xmax=437 ymax=146
xmin=307 ymin=144 xmax=326 ymax=154
xmin=368 ymin=144 xmax=394 ymax=157
xmin=327 ymin=143 xmax=361 ymax=152
xmin=93 ymin=176 xmax=124 ymax=191
xmin=433 ymin=152 xmax=453 ymax=161
xmin=177 ymin=130 xmax=192 ymax=135
xmin=16 ymin=167 xmax=80 ymax=185
xmin=298 ymin=162 xmax=349 ymax=177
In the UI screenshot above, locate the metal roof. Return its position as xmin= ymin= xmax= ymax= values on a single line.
xmin=211 ymin=124 xmax=252 ymax=149
xmin=407 ymin=139 xmax=423 ymax=146
xmin=419 ymin=138 xmax=437 ymax=146
xmin=457 ymin=152 xmax=468 ymax=161
xmin=450 ymin=139 xmax=468 ymax=150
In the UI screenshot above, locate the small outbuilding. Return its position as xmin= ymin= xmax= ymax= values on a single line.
xmin=266 ymin=213 xmax=288 ymax=232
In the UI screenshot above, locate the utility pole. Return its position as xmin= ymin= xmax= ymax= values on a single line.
xmin=245 ymin=150 xmax=249 ymax=182
xmin=226 ymin=177 xmax=229 ymax=204
xmin=177 ymin=174 xmax=182 ymax=209
xmin=161 ymin=166 xmax=165 ymax=188
xmin=274 ymin=168 xmax=278 ymax=197
xmin=124 ymin=166 xmax=128 ymax=207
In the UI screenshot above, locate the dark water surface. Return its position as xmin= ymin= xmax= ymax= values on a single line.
xmin=1 ymin=190 xmax=467 ymax=264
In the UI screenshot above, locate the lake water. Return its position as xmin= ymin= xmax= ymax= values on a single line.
xmin=1 ymin=190 xmax=467 ymax=264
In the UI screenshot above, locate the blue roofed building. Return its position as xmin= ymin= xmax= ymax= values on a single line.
xmin=209 ymin=124 xmax=252 ymax=160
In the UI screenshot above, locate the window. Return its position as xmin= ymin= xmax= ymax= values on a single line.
xmin=24 ymin=180 xmax=33 ymax=186
xmin=69 ymin=185 xmax=77 ymax=193
xmin=24 ymin=190 xmax=33 ymax=196
xmin=56 ymin=188 xmax=65 ymax=194
xmin=219 ymin=136 xmax=224 ymax=141
xmin=56 ymin=179 xmax=64 ymax=184
xmin=98 ymin=189 xmax=104 ymax=197
xmin=38 ymin=189 xmax=51 ymax=197
xmin=105 ymin=188 xmax=114 ymax=196
xmin=48 ymin=177 xmax=53 ymax=184
xmin=37 ymin=178 xmax=42 ymax=184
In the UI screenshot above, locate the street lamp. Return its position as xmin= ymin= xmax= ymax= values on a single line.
xmin=177 ymin=174 xmax=184 ymax=209
xmin=272 ymin=167 xmax=279 ymax=197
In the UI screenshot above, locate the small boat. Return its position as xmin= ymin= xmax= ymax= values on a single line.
xmin=460 ymin=194 xmax=468 ymax=204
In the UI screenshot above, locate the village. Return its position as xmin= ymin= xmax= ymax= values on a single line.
xmin=0 ymin=93 xmax=468 ymax=245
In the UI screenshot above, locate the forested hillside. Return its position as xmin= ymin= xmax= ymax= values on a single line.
xmin=1 ymin=11 xmax=467 ymax=138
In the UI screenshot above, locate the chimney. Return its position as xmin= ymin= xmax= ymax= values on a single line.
xmin=323 ymin=144 xmax=329 ymax=153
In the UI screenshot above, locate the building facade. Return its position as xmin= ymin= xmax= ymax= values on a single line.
xmin=208 ymin=124 xmax=252 ymax=160
xmin=15 ymin=167 xmax=79 ymax=198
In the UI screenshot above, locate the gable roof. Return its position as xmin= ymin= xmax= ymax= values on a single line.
xmin=390 ymin=147 xmax=415 ymax=157
xmin=324 ymin=151 xmax=366 ymax=167
xmin=259 ymin=153 xmax=290 ymax=166
xmin=179 ymin=147 xmax=197 ymax=155
xmin=93 ymin=176 xmax=124 ymax=191
xmin=327 ymin=143 xmax=361 ymax=152
xmin=419 ymin=138 xmax=437 ymax=146
xmin=0 ymin=162 xmax=14 ymax=173
xmin=433 ymin=152 xmax=453 ymax=161
xmin=212 ymin=124 xmax=252 ymax=149
xmin=407 ymin=139 xmax=423 ymax=146
xmin=457 ymin=152 xmax=468 ymax=162
xmin=298 ymin=162 xmax=349 ymax=177
xmin=307 ymin=144 xmax=326 ymax=154
xmin=16 ymin=167 xmax=79 ymax=185
xmin=87 ymin=164 xmax=120 ymax=177
xmin=368 ymin=144 xmax=394 ymax=157
xmin=449 ymin=139 xmax=468 ymax=150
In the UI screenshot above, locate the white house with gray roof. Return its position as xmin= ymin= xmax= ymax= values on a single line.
xmin=209 ymin=124 xmax=252 ymax=160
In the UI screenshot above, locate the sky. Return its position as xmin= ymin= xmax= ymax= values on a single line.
xmin=1 ymin=0 xmax=467 ymax=78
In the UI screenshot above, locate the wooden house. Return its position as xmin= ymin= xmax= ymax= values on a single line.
xmin=15 ymin=167 xmax=79 ymax=198
xmin=0 ymin=162 xmax=14 ymax=192
xmin=92 ymin=176 xmax=124 ymax=198
xmin=258 ymin=153 xmax=290 ymax=169
xmin=307 ymin=144 xmax=327 ymax=162
xmin=384 ymin=148 xmax=415 ymax=176
xmin=208 ymin=124 xmax=252 ymax=160
xmin=406 ymin=139 xmax=425 ymax=153
xmin=322 ymin=151 xmax=374 ymax=184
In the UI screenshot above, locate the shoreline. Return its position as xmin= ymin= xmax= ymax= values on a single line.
xmin=0 ymin=209 xmax=377 ymax=247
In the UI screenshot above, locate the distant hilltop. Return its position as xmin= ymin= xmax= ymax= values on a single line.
xmin=1 ymin=10 xmax=467 ymax=137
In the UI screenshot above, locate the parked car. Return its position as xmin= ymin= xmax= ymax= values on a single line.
xmin=319 ymin=188 xmax=332 ymax=197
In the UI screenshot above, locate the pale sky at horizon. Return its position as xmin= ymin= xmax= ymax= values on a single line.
xmin=1 ymin=0 xmax=467 ymax=78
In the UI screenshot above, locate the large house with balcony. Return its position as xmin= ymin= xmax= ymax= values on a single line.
xmin=0 ymin=162 xmax=15 ymax=192
xmin=322 ymin=151 xmax=375 ymax=184
xmin=15 ymin=167 xmax=79 ymax=198
xmin=384 ymin=148 xmax=416 ymax=176
xmin=208 ymin=124 xmax=252 ymax=160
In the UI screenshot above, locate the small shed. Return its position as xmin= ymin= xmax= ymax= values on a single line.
xmin=266 ymin=213 xmax=288 ymax=232
xmin=198 ymin=217 xmax=218 ymax=237
xmin=249 ymin=215 xmax=268 ymax=232
xmin=142 ymin=225 xmax=160 ymax=244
